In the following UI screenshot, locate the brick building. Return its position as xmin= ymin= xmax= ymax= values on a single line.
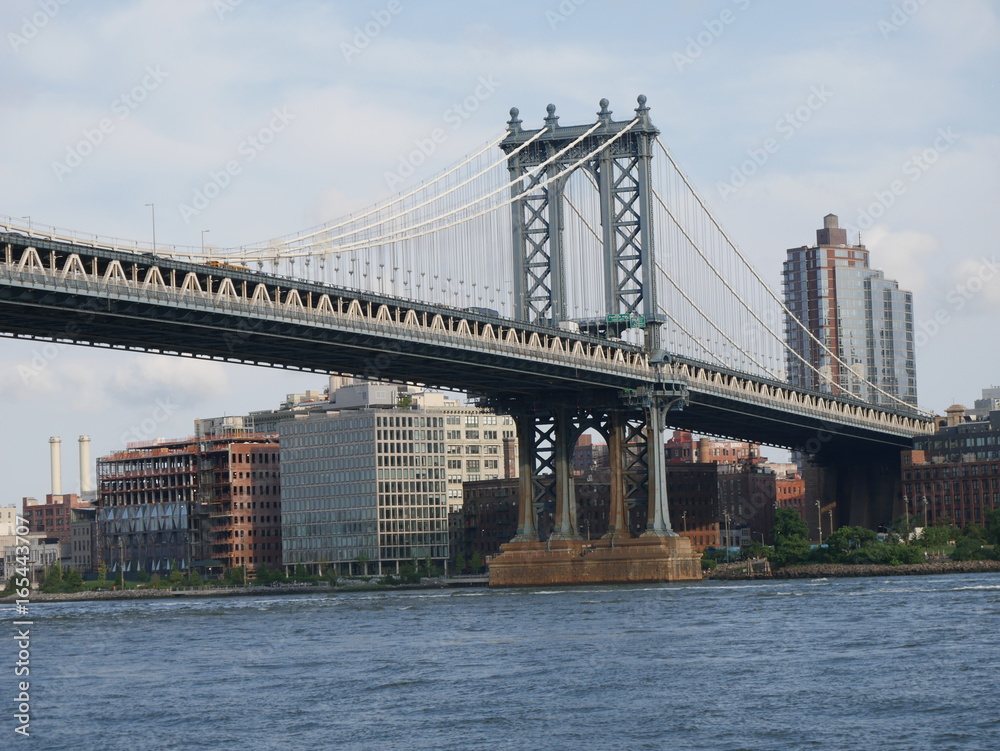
xmin=97 ymin=434 xmax=280 ymax=577
xmin=901 ymin=405 xmax=1000 ymax=529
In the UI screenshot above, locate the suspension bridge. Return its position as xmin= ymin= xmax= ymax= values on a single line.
xmin=0 ymin=95 xmax=933 ymax=585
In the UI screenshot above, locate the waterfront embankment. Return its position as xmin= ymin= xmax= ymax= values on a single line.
xmin=707 ymin=559 xmax=1000 ymax=580
xmin=0 ymin=575 xmax=490 ymax=604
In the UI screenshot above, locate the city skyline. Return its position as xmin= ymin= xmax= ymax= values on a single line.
xmin=2 ymin=1 xmax=999 ymax=502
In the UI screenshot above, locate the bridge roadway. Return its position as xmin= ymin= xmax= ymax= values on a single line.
xmin=0 ymin=231 xmax=933 ymax=453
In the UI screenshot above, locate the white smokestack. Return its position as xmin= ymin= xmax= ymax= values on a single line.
xmin=79 ymin=435 xmax=92 ymax=494
xmin=49 ymin=436 xmax=62 ymax=496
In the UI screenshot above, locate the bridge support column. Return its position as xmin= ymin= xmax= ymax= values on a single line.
xmin=643 ymin=395 xmax=677 ymax=538
xmin=806 ymin=449 xmax=903 ymax=533
xmin=549 ymin=407 xmax=580 ymax=541
xmin=603 ymin=410 xmax=629 ymax=540
xmin=512 ymin=414 xmax=538 ymax=542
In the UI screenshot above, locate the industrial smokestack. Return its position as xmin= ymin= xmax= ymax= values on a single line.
xmin=49 ymin=436 xmax=62 ymax=496
xmin=79 ymin=435 xmax=92 ymax=494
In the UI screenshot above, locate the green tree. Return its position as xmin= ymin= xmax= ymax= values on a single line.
xmin=456 ymin=551 xmax=466 ymax=574
xmin=115 ymin=572 xmax=126 ymax=590
xmin=149 ymin=573 xmax=162 ymax=588
xmin=355 ymin=551 xmax=370 ymax=576
xmin=135 ymin=565 xmax=150 ymax=583
xmin=227 ymin=566 xmax=247 ymax=586
xmin=951 ymin=537 xmax=988 ymax=561
xmin=772 ymin=507 xmax=810 ymax=567
xmin=98 ymin=562 xmax=108 ymax=584
xmin=293 ymin=564 xmax=309 ymax=581
xmin=188 ymin=570 xmax=204 ymax=587
xmin=984 ymin=508 xmax=1000 ymax=546
xmin=962 ymin=523 xmax=987 ymax=541
xmin=254 ymin=563 xmax=273 ymax=586
xmin=773 ymin=507 xmax=809 ymax=540
xmin=63 ymin=567 xmax=83 ymax=592
xmin=823 ymin=526 xmax=878 ymax=562
xmin=920 ymin=524 xmax=959 ymax=552
xmin=470 ymin=551 xmax=483 ymax=574
xmin=323 ymin=568 xmax=338 ymax=587
xmin=41 ymin=562 xmax=64 ymax=593
xmin=168 ymin=567 xmax=185 ymax=586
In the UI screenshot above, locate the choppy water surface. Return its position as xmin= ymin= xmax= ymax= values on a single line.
xmin=6 ymin=574 xmax=1000 ymax=750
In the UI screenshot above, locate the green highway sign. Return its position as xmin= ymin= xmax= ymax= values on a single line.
xmin=606 ymin=313 xmax=630 ymax=323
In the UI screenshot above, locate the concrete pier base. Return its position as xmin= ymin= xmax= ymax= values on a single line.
xmin=488 ymin=535 xmax=702 ymax=588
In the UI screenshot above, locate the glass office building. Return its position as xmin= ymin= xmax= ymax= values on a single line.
xmin=279 ymin=384 xmax=512 ymax=575
xmin=782 ymin=214 xmax=917 ymax=408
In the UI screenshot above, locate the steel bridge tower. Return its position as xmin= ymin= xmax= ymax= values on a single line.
xmin=501 ymin=95 xmax=663 ymax=352
xmin=489 ymin=97 xmax=700 ymax=586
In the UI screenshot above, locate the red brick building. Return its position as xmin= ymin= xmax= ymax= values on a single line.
xmin=97 ymin=435 xmax=280 ymax=577
xmin=22 ymin=494 xmax=93 ymax=564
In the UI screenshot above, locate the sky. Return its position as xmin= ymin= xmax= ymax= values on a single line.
xmin=1 ymin=0 xmax=998 ymax=503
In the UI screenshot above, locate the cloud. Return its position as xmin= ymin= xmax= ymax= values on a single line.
xmin=861 ymin=226 xmax=939 ymax=296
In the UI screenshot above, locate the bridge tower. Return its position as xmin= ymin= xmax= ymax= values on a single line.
xmin=489 ymin=97 xmax=700 ymax=587
xmin=501 ymin=95 xmax=663 ymax=351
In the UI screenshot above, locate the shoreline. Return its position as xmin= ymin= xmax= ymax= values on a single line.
xmin=706 ymin=559 xmax=1000 ymax=580
xmin=0 ymin=576 xmax=489 ymax=604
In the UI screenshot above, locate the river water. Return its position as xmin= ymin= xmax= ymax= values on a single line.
xmin=6 ymin=573 xmax=999 ymax=750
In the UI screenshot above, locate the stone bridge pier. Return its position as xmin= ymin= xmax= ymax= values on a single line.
xmin=805 ymin=447 xmax=904 ymax=540
xmin=488 ymin=392 xmax=702 ymax=588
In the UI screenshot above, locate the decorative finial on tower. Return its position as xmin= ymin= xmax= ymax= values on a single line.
xmin=597 ymin=98 xmax=612 ymax=122
xmin=635 ymin=94 xmax=650 ymax=119
xmin=507 ymin=107 xmax=522 ymax=134
xmin=544 ymin=103 xmax=559 ymax=130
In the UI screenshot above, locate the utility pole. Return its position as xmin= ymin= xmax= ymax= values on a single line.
xmin=815 ymin=500 xmax=823 ymax=546
xmin=903 ymin=494 xmax=910 ymax=543
xmin=118 ymin=537 xmax=125 ymax=591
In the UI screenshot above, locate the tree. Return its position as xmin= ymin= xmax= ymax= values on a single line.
xmin=41 ymin=562 xmax=64 ymax=593
xmin=772 ymin=507 xmax=810 ymax=567
xmin=355 ymin=551 xmax=370 ymax=576
xmin=984 ymin=508 xmax=1000 ymax=546
xmin=150 ymin=573 xmax=162 ymax=588
xmin=470 ymin=551 xmax=483 ymax=574
xmin=951 ymin=537 xmax=988 ymax=562
xmin=456 ymin=551 xmax=466 ymax=574
xmin=824 ymin=526 xmax=878 ymax=562
xmin=920 ymin=524 xmax=958 ymax=551
xmin=63 ymin=568 xmax=83 ymax=592
xmin=169 ymin=566 xmax=185 ymax=586
xmin=188 ymin=570 xmax=204 ymax=587
xmin=98 ymin=561 xmax=108 ymax=583
xmin=773 ymin=507 xmax=809 ymax=541
xmin=962 ymin=523 xmax=987 ymax=541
